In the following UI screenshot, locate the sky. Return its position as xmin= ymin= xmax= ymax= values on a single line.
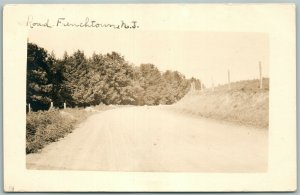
xmin=28 ymin=29 xmax=269 ymax=87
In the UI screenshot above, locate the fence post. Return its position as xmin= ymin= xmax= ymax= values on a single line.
xmin=49 ymin=102 xmax=54 ymax=110
xmin=64 ymin=102 xmax=66 ymax=109
xmin=259 ymin=61 xmax=263 ymax=89
xmin=28 ymin=103 xmax=31 ymax=113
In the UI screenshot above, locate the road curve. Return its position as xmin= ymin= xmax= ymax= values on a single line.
xmin=27 ymin=106 xmax=268 ymax=172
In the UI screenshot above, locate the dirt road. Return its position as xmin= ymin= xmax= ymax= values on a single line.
xmin=27 ymin=106 xmax=268 ymax=172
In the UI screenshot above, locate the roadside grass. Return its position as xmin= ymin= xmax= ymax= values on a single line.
xmin=173 ymin=79 xmax=269 ymax=128
xmin=26 ymin=105 xmax=115 ymax=154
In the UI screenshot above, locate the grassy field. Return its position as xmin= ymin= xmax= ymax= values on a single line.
xmin=26 ymin=104 xmax=117 ymax=154
xmin=173 ymin=78 xmax=269 ymax=128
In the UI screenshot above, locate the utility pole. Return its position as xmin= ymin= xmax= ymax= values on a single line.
xmin=228 ymin=69 xmax=231 ymax=90
xmin=259 ymin=61 xmax=263 ymax=89
xmin=211 ymin=77 xmax=214 ymax=92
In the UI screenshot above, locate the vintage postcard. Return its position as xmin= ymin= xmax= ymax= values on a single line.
xmin=3 ymin=4 xmax=296 ymax=191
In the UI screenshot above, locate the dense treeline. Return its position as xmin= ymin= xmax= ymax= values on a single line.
xmin=27 ymin=42 xmax=201 ymax=111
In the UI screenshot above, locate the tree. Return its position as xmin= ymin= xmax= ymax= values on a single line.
xmin=62 ymin=50 xmax=91 ymax=107
xmin=138 ymin=64 xmax=163 ymax=105
xmin=189 ymin=77 xmax=202 ymax=90
xmin=47 ymin=52 xmax=66 ymax=108
xmin=26 ymin=43 xmax=53 ymax=111
xmin=27 ymin=42 xmax=200 ymax=110
xmin=161 ymin=70 xmax=190 ymax=104
xmin=101 ymin=52 xmax=136 ymax=105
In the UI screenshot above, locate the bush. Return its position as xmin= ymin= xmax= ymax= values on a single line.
xmin=26 ymin=109 xmax=76 ymax=154
xmin=26 ymin=106 xmax=113 ymax=154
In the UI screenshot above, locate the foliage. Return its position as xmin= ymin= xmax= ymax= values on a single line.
xmin=26 ymin=109 xmax=74 ymax=153
xmin=26 ymin=42 xmax=201 ymax=110
xmin=26 ymin=105 xmax=117 ymax=154
xmin=26 ymin=107 xmax=96 ymax=154
xmin=26 ymin=43 xmax=54 ymax=110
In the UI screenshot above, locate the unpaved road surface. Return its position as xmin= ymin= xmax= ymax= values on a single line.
xmin=27 ymin=106 xmax=268 ymax=172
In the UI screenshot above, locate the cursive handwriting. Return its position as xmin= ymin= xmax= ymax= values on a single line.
xmin=27 ymin=16 xmax=53 ymax=28
xmin=26 ymin=16 xmax=139 ymax=29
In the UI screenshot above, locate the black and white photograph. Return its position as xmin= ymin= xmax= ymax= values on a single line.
xmin=3 ymin=4 xmax=296 ymax=192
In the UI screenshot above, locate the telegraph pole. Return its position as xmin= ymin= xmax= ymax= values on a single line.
xmin=211 ymin=77 xmax=214 ymax=92
xmin=228 ymin=69 xmax=231 ymax=90
xmin=259 ymin=61 xmax=263 ymax=89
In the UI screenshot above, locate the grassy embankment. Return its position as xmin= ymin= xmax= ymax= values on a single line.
xmin=173 ymin=78 xmax=269 ymax=128
xmin=26 ymin=104 xmax=115 ymax=154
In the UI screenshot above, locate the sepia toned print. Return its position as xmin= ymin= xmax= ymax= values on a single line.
xmin=25 ymin=31 xmax=269 ymax=172
xmin=3 ymin=4 xmax=296 ymax=192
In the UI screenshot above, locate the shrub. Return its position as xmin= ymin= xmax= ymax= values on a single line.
xmin=26 ymin=109 xmax=76 ymax=154
xmin=26 ymin=105 xmax=118 ymax=154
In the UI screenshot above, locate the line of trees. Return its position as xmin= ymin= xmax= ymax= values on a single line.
xmin=27 ymin=42 xmax=202 ymax=111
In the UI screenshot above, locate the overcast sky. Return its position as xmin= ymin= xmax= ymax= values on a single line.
xmin=28 ymin=29 xmax=269 ymax=87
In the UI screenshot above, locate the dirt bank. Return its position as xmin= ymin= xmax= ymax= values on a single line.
xmin=173 ymin=79 xmax=269 ymax=128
